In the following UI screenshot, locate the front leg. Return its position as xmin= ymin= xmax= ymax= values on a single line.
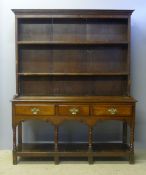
xmin=129 ymin=122 xmax=135 ymax=164
xmin=54 ymin=125 xmax=59 ymax=165
xmin=13 ymin=126 xmax=17 ymax=165
xmin=88 ymin=126 xmax=93 ymax=164
xmin=18 ymin=122 xmax=22 ymax=151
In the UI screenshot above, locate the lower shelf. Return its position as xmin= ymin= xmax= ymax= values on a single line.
xmin=16 ymin=143 xmax=130 ymax=157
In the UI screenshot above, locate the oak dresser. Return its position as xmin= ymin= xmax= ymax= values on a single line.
xmin=12 ymin=9 xmax=136 ymax=164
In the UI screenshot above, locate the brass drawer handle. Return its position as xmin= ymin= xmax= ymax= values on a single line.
xmin=31 ymin=107 xmax=40 ymax=115
xmin=108 ymin=108 xmax=117 ymax=115
xmin=69 ymin=108 xmax=79 ymax=115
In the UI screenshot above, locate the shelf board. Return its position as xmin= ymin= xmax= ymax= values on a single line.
xmin=17 ymin=72 xmax=129 ymax=76
xmin=13 ymin=95 xmax=136 ymax=103
xmin=16 ymin=143 xmax=129 ymax=157
xmin=17 ymin=41 xmax=128 ymax=45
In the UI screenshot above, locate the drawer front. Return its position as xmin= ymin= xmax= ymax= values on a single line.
xmin=58 ymin=105 xmax=89 ymax=116
xmin=92 ymin=105 xmax=132 ymax=116
xmin=15 ymin=104 xmax=55 ymax=116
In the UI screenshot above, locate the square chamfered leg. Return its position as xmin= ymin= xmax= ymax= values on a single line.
xmin=18 ymin=122 xmax=23 ymax=151
xmin=129 ymin=122 xmax=135 ymax=164
xmin=13 ymin=126 xmax=17 ymax=165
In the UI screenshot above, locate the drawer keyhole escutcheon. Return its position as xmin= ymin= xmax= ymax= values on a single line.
xmin=69 ymin=108 xmax=79 ymax=115
xmin=31 ymin=107 xmax=40 ymax=115
xmin=108 ymin=108 xmax=117 ymax=115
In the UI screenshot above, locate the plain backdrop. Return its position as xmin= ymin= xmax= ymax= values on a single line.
xmin=0 ymin=0 xmax=146 ymax=149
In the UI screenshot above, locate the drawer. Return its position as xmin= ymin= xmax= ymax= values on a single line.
xmin=15 ymin=104 xmax=55 ymax=116
xmin=58 ymin=105 xmax=89 ymax=116
xmin=92 ymin=105 xmax=132 ymax=116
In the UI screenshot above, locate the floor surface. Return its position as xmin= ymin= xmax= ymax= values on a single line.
xmin=0 ymin=150 xmax=146 ymax=175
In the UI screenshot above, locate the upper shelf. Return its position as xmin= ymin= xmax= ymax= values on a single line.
xmin=17 ymin=17 xmax=128 ymax=42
